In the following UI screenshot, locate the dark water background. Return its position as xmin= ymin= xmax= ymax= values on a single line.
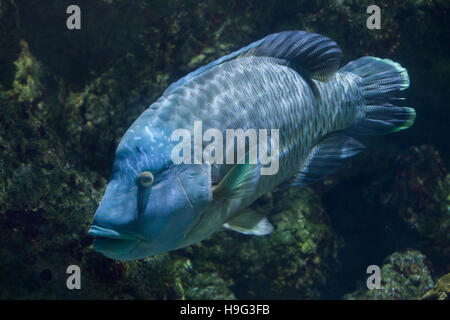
xmin=0 ymin=0 xmax=448 ymax=299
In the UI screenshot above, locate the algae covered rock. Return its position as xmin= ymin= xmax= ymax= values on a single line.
xmin=175 ymin=259 xmax=236 ymax=300
xmin=422 ymin=273 xmax=450 ymax=300
xmin=0 ymin=40 xmax=104 ymax=299
xmin=344 ymin=249 xmax=434 ymax=300
xmin=0 ymin=28 xmax=227 ymax=300
xmin=182 ymin=188 xmax=340 ymax=299
xmin=80 ymin=253 xmax=235 ymax=300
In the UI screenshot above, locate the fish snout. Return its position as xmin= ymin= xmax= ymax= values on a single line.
xmin=91 ymin=179 xmax=140 ymax=233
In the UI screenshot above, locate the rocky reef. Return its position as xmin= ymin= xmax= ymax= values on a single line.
xmin=0 ymin=0 xmax=449 ymax=299
xmin=344 ymin=249 xmax=434 ymax=300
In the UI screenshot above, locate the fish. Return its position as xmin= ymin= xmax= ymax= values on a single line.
xmin=89 ymin=30 xmax=415 ymax=261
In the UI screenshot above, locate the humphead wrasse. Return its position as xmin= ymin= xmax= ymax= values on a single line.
xmin=89 ymin=31 xmax=415 ymax=261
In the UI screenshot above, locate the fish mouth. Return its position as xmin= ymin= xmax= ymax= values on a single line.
xmin=89 ymin=225 xmax=143 ymax=260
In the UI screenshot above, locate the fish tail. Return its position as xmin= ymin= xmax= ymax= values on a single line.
xmin=340 ymin=56 xmax=415 ymax=135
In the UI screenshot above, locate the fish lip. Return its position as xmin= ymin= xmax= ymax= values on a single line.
xmin=89 ymin=225 xmax=146 ymax=260
xmin=88 ymin=225 xmax=142 ymax=241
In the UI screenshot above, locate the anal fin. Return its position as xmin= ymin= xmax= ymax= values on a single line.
xmin=293 ymin=133 xmax=365 ymax=186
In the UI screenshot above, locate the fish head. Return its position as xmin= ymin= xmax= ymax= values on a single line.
xmin=89 ymin=137 xmax=212 ymax=261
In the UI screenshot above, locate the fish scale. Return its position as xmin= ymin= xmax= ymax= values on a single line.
xmin=161 ymin=56 xmax=326 ymax=193
xmin=89 ymin=30 xmax=415 ymax=261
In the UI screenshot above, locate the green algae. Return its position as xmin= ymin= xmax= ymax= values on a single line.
xmin=422 ymin=273 xmax=450 ymax=300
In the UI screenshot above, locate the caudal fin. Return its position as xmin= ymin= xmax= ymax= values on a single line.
xmin=340 ymin=56 xmax=415 ymax=135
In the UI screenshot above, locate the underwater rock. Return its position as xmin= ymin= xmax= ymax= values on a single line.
xmin=0 ymin=36 xmax=222 ymax=300
xmin=175 ymin=259 xmax=236 ymax=300
xmin=0 ymin=40 xmax=102 ymax=298
xmin=422 ymin=273 xmax=450 ymax=300
xmin=181 ymin=187 xmax=340 ymax=299
xmin=84 ymin=253 xmax=236 ymax=300
xmin=1 ymin=0 xmax=449 ymax=299
xmin=344 ymin=249 xmax=434 ymax=300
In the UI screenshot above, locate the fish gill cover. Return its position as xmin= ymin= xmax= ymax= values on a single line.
xmin=0 ymin=0 xmax=449 ymax=300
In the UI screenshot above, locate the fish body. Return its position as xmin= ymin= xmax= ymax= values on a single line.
xmin=89 ymin=31 xmax=415 ymax=261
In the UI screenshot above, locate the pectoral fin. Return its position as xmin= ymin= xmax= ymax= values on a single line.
xmin=212 ymin=150 xmax=260 ymax=200
xmin=223 ymin=209 xmax=273 ymax=236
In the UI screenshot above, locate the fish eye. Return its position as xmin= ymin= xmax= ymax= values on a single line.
xmin=138 ymin=171 xmax=154 ymax=188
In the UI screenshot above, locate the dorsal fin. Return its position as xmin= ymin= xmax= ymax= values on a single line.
xmin=240 ymin=31 xmax=342 ymax=81
xmin=163 ymin=31 xmax=343 ymax=96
